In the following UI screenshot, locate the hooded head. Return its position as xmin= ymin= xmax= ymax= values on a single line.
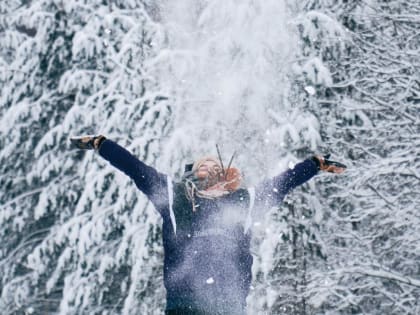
xmin=192 ymin=156 xmax=223 ymax=188
xmin=189 ymin=156 xmax=242 ymax=192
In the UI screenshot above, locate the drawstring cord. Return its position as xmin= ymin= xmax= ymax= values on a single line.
xmin=184 ymin=178 xmax=198 ymax=212
xmin=184 ymin=177 xmax=234 ymax=212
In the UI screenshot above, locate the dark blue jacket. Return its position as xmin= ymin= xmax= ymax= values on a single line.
xmin=99 ymin=140 xmax=319 ymax=314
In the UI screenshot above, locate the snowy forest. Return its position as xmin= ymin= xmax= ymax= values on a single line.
xmin=0 ymin=0 xmax=419 ymax=314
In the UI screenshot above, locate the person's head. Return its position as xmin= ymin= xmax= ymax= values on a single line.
xmin=193 ymin=156 xmax=223 ymax=185
xmin=192 ymin=156 xmax=242 ymax=191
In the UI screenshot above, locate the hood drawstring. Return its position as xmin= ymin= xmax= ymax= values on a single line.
xmin=184 ymin=178 xmax=198 ymax=212
xmin=184 ymin=174 xmax=240 ymax=212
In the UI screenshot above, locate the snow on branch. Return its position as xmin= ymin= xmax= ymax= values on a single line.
xmin=345 ymin=267 xmax=420 ymax=288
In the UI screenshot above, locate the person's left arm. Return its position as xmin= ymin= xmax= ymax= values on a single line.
xmin=254 ymin=158 xmax=319 ymax=208
xmin=253 ymin=155 xmax=346 ymax=208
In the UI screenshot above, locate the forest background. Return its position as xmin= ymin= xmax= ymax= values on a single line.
xmin=0 ymin=0 xmax=419 ymax=314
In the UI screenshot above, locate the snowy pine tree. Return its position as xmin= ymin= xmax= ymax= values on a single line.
xmin=291 ymin=0 xmax=420 ymax=314
xmin=1 ymin=1 xmax=169 ymax=314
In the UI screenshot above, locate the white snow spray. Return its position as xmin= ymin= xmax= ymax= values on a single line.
xmin=156 ymin=0 xmax=297 ymax=181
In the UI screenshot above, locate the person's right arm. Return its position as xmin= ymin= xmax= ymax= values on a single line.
xmin=98 ymin=139 xmax=168 ymax=207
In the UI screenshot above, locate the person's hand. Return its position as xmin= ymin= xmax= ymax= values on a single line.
xmin=314 ymin=154 xmax=347 ymax=174
xmin=70 ymin=135 xmax=106 ymax=150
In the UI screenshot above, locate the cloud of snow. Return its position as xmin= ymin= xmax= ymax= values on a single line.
xmin=153 ymin=0 xmax=308 ymax=182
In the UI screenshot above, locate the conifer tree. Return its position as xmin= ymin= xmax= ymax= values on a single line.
xmin=1 ymin=1 xmax=169 ymax=314
xmin=291 ymin=0 xmax=420 ymax=314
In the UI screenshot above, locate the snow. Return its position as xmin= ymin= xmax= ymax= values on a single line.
xmin=302 ymin=57 xmax=333 ymax=87
xmin=0 ymin=0 xmax=419 ymax=314
xmin=206 ymin=277 xmax=215 ymax=284
xmin=304 ymin=85 xmax=316 ymax=95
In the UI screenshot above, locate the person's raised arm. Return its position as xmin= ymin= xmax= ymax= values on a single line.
xmin=254 ymin=155 xmax=346 ymax=209
xmin=70 ymin=135 xmax=168 ymax=210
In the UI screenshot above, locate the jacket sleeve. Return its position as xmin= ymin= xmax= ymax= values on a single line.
xmin=254 ymin=158 xmax=319 ymax=209
xmin=98 ymin=139 xmax=168 ymax=211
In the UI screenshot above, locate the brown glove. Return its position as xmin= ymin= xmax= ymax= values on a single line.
xmin=313 ymin=155 xmax=346 ymax=174
xmin=70 ymin=135 xmax=106 ymax=150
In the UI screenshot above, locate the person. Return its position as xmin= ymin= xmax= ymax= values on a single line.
xmin=71 ymin=135 xmax=346 ymax=315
